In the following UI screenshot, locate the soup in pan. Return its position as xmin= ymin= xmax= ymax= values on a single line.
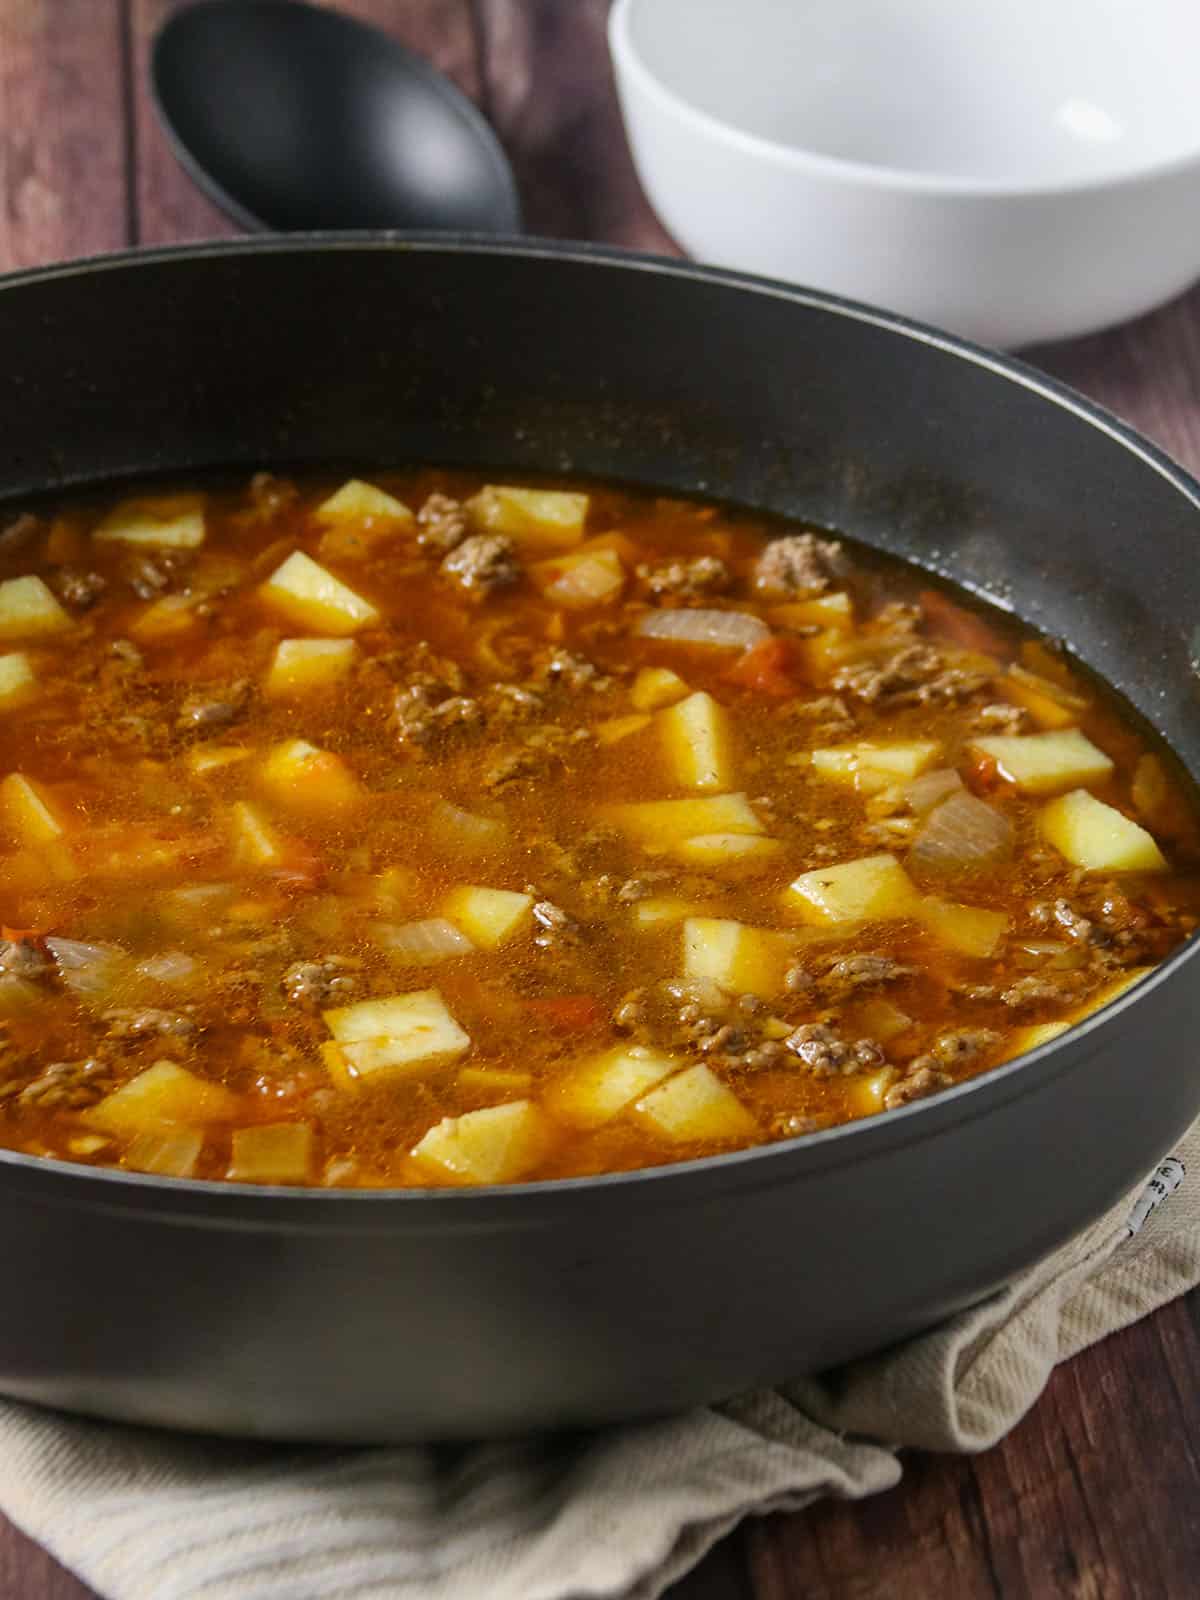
xmin=0 ymin=472 xmax=1196 ymax=1187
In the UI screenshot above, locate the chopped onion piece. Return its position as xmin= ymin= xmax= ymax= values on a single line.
xmin=636 ymin=608 xmax=769 ymax=651
xmin=1016 ymin=940 xmax=1087 ymax=971
xmin=429 ymin=800 xmax=506 ymax=856
xmin=905 ymin=768 xmax=964 ymax=814
xmin=374 ymin=918 xmax=476 ymax=964
xmin=45 ymin=937 xmax=133 ymax=1001
xmin=909 ymin=791 xmax=1014 ymax=870
xmin=136 ymin=951 xmax=200 ymax=985
xmin=124 ymin=1127 xmax=204 ymax=1179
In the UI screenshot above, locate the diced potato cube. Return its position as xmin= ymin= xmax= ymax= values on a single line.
xmin=229 ymin=800 xmax=286 ymax=868
xmin=373 ymin=918 xmax=475 ymax=964
xmin=93 ymin=493 xmax=205 ymax=548
xmin=769 ymin=591 xmax=854 ymax=632
xmin=854 ymin=997 xmax=913 ymax=1043
xmin=1075 ymin=966 xmax=1154 ymax=1017
xmin=632 ymin=895 xmax=709 ymax=928
xmin=411 ymin=1099 xmax=554 ymax=1184
xmin=545 ymin=1044 xmax=681 ymax=1128
xmin=1004 ymin=1020 xmax=1072 ymax=1062
xmin=187 ymin=744 xmax=252 ymax=776
xmin=258 ymin=738 xmax=363 ymax=818
xmin=1040 ymin=789 xmax=1166 ymax=872
xmin=810 ymin=740 xmax=942 ymax=785
xmin=531 ymin=547 xmax=624 ymax=608
xmin=87 ymin=1060 xmax=239 ymax=1135
xmin=0 ymin=772 xmax=66 ymax=844
xmin=785 ymin=853 xmax=917 ymax=925
xmin=631 ymin=666 xmax=688 ymax=711
xmin=917 ymin=896 xmax=1008 ymax=958
xmin=315 ymin=479 xmax=412 ymax=527
xmin=228 ymin=1122 xmax=315 ymax=1184
xmin=123 ymin=1127 xmax=204 ymax=1178
xmin=259 ymin=550 xmax=380 ymax=634
xmin=1000 ymin=665 xmax=1088 ymax=730
xmin=682 ymin=916 xmax=796 ymax=998
xmin=595 ymin=713 xmax=652 ymax=745
xmin=972 ymin=729 xmax=1113 ymax=794
xmin=604 ymin=792 xmax=763 ymax=849
xmin=631 ymin=1063 xmax=758 ymax=1143
xmin=0 ymin=652 xmax=35 ymax=707
xmin=458 ymin=1066 xmax=533 ymax=1097
xmin=129 ymin=593 xmax=203 ymax=642
xmin=322 ymin=989 xmax=471 ymax=1082
xmin=797 ymin=627 xmax=860 ymax=681
xmin=68 ymin=1136 xmax=112 ymax=1158
xmin=442 ymin=885 xmax=533 ymax=950
xmin=0 ymin=575 xmax=71 ymax=640
xmin=658 ymin=690 xmax=735 ymax=792
xmin=265 ymin=637 xmax=357 ymax=697
xmin=466 ymin=485 xmax=588 ymax=551
xmin=672 ymin=833 xmax=784 ymax=873
xmin=847 ymin=1065 xmax=900 ymax=1116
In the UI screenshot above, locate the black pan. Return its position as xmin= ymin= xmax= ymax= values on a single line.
xmin=1 ymin=238 xmax=1198 ymax=1441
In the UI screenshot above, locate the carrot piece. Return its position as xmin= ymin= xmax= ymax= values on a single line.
xmin=723 ymin=637 xmax=802 ymax=697
xmin=526 ymin=995 xmax=605 ymax=1030
xmin=918 ymin=588 xmax=1009 ymax=657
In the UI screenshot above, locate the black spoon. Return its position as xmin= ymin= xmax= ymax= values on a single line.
xmin=151 ymin=0 xmax=521 ymax=233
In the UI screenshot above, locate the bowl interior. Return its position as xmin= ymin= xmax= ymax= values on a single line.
xmin=620 ymin=0 xmax=1200 ymax=185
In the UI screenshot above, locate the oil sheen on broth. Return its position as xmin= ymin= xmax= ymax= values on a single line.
xmin=0 ymin=471 xmax=1196 ymax=1188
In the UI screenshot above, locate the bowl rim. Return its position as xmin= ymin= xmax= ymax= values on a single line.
xmin=1 ymin=230 xmax=1198 ymax=1215
xmin=609 ymin=0 xmax=1200 ymax=201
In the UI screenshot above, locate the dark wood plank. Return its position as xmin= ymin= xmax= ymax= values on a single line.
xmin=666 ymin=1525 xmax=756 ymax=1600
xmin=0 ymin=0 xmax=128 ymax=269
xmin=747 ymin=1287 xmax=1200 ymax=1598
xmin=126 ymin=0 xmax=241 ymax=245
xmin=0 ymin=1516 xmax=92 ymax=1600
xmin=1031 ymin=286 xmax=1200 ymax=477
xmin=473 ymin=0 xmax=677 ymax=250
xmin=127 ymin=0 xmax=482 ymax=244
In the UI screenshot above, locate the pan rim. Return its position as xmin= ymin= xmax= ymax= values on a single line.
xmin=1 ymin=231 xmax=1197 ymax=1215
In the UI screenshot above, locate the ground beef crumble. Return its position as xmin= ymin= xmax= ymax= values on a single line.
xmin=52 ymin=567 xmax=107 ymax=609
xmin=753 ymin=533 xmax=843 ymax=597
xmin=637 ymin=555 xmax=731 ymax=601
xmin=280 ymin=957 xmax=360 ymax=1010
xmin=440 ymin=533 xmax=520 ymax=595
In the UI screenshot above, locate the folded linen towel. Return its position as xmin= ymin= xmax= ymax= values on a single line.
xmin=1 ymin=1124 xmax=1195 ymax=1600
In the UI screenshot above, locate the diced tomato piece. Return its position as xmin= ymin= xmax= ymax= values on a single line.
xmin=526 ymin=994 xmax=605 ymax=1030
xmin=723 ymin=636 xmax=802 ymax=697
xmin=269 ymin=840 xmax=326 ymax=893
xmin=919 ymin=588 xmax=1009 ymax=657
xmin=965 ymin=750 xmax=1001 ymax=791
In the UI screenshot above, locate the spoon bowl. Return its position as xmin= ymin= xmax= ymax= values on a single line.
xmin=152 ymin=0 xmax=521 ymax=233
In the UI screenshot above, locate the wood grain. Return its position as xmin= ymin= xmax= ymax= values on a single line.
xmin=473 ymin=0 xmax=676 ymax=249
xmin=1032 ymin=290 xmax=1200 ymax=479
xmin=4 ymin=3 xmax=1200 ymax=1598
xmin=0 ymin=0 xmax=128 ymax=266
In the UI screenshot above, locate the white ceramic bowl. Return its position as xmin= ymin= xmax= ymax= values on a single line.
xmin=609 ymin=0 xmax=1200 ymax=347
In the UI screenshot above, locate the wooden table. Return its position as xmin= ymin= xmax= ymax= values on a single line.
xmin=4 ymin=3 xmax=1200 ymax=1595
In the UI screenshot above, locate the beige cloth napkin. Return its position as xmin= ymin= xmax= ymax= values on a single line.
xmin=1 ymin=1124 xmax=1197 ymax=1600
